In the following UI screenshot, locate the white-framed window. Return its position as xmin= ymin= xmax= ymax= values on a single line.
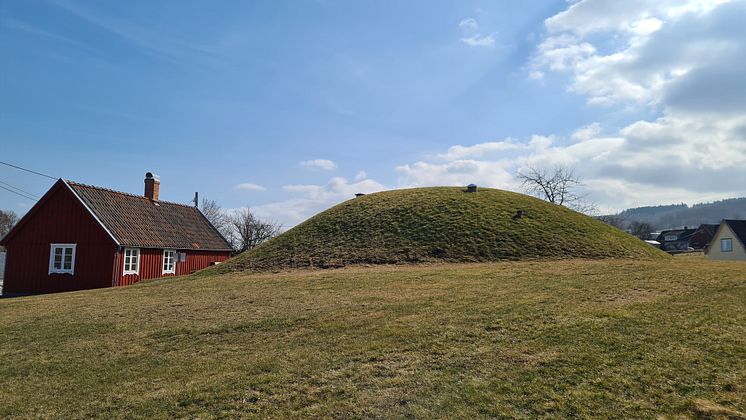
xmin=721 ymin=238 xmax=733 ymax=252
xmin=123 ymin=248 xmax=140 ymax=275
xmin=664 ymin=235 xmax=678 ymax=241
xmin=162 ymin=249 xmax=176 ymax=274
xmin=49 ymin=243 xmax=76 ymax=275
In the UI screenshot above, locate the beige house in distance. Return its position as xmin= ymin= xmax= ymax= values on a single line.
xmin=705 ymin=220 xmax=746 ymax=261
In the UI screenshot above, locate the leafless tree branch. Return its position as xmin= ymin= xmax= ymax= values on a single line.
xmin=0 ymin=209 xmax=18 ymax=240
xmin=229 ymin=207 xmax=282 ymax=253
xmin=517 ymin=165 xmax=595 ymax=213
xmin=628 ymin=221 xmax=654 ymax=240
xmin=201 ymin=199 xmax=229 ymax=232
xmin=597 ymin=214 xmax=626 ymax=230
xmin=200 ymin=199 xmax=280 ymax=253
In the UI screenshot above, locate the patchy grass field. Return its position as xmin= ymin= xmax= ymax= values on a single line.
xmin=0 ymin=259 xmax=744 ymax=418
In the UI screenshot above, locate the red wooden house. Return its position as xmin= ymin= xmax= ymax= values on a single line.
xmin=0 ymin=173 xmax=232 ymax=296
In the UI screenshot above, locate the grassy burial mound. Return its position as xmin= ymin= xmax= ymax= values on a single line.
xmin=220 ymin=187 xmax=666 ymax=273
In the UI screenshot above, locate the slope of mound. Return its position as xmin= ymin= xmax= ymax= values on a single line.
xmin=221 ymin=187 xmax=667 ymax=272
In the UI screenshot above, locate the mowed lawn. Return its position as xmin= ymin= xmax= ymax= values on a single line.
xmin=0 ymin=259 xmax=744 ymax=418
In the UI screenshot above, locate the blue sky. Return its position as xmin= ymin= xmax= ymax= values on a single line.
xmin=2 ymin=0 xmax=746 ymax=227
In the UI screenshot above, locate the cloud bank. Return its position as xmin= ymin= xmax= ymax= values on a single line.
xmin=405 ymin=0 xmax=746 ymax=214
xmin=250 ymin=0 xmax=746 ymax=226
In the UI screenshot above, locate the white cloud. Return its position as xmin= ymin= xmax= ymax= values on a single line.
xmin=459 ymin=17 xmax=496 ymax=48
xmin=570 ymin=122 xmax=602 ymax=141
xmin=544 ymin=0 xmax=728 ymax=36
xmin=250 ymin=1 xmax=746 ymax=227
xmin=397 ymin=135 xmax=557 ymax=189
xmin=459 ymin=18 xmax=479 ymax=30
xmin=528 ymin=70 xmax=545 ymax=80
xmin=533 ymin=34 xmax=595 ymax=72
xmin=354 ymin=170 xmax=367 ymax=181
xmin=533 ymin=0 xmax=739 ymax=106
xmin=510 ymin=0 xmax=746 ymax=212
xmin=461 ymin=34 xmax=496 ymax=47
xmin=234 ymin=182 xmax=266 ymax=191
xmin=255 ymin=177 xmax=386 ymax=226
xmin=300 ymin=159 xmax=338 ymax=171
xmin=436 ymin=138 xmax=523 ymax=160
xmin=631 ymin=17 xmax=664 ymax=36
xmin=396 ymin=159 xmax=517 ymax=190
xmin=395 ymin=114 xmax=746 ymax=214
xmin=282 ymin=177 xmax=384 ymax=201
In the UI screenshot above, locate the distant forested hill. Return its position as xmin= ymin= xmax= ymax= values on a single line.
xmin=616 ymin=197 xmax=746 ymax=229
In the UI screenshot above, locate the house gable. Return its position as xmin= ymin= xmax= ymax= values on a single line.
xmin=1 ymin=180 xmax=118 ymax=294
xmin=706 ymin=220 xmax=746 ymax=261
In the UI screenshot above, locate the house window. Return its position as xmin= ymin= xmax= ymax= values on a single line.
xmin=49 ymin=243 xmax=76 ymax=275
xmin=163 ymin=249 xmax=176 ymax=274
xmin=123 ymin=248 xmax=140 ymax=275
xmin=664 ymin=235 xmax=678 ymax=241
xmin=721 ymin=238 xmax=733 ymax=252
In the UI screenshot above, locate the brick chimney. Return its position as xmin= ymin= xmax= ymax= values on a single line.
xmin=144 ymin=172 xmax=160 ymax=201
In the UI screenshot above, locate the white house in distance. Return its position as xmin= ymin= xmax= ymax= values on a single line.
xmin=705 ymin=220 xmax=746 ymax=261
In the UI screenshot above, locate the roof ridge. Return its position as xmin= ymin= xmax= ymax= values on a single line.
xmin=66 ymin=180 xmax=198 ymax=210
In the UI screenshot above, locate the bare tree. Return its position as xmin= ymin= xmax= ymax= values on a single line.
xmin=571 ymin=200 xmax=600 ymax=216
xmin=229 ymin=207 xmax=281 ymax=253
xmin=517 ymin=165 xmax=592 ymax=212
xmin=597 ymin=214 xmax=626 ymax=230
xmin=0 ymin=209 xmax=18 ymax=240
xmin=199 ymin=198 xmax=235 ymax=244
xmin=201 ymin=199 xmax=229 ymax=232
xmin=628 ymin=221 xmax=654 ymax=240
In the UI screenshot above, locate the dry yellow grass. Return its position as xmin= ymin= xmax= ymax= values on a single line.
xmin=0 ymin=259 xmax=744 ymax=418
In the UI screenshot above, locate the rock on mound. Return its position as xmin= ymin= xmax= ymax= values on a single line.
xmin=219 ymin=187 xmax=667 ymax=272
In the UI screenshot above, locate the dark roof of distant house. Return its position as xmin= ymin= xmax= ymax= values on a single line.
xmin=656 ymin=228 xmax=697 ymax=242
xmin=697 ymin=223 xmax=720 ymax=234
xmin=67 ymin=180 xmax=232 ymax=251
xmin=723 ymin=219 xmax=746 ymax=247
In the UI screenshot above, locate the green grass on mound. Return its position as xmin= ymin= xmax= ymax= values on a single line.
xmin=0 ymin=259 xmax=743 ymax=418
xmin=220 ymin=187 xmax=667 ymax=273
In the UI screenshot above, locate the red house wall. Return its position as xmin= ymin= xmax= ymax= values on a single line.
xmin=2 ymin=184 xmax=117 ymax=295
xmin=115 ymin=249 xmax=230 ymax=286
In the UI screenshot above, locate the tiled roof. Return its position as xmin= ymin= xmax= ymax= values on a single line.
xmin=67 ymin=181 xmax=232 ymax=251
xmin=699 ymin=223 xmax=720 ymax=235
xmin=656 ymin=228 xmax=697 ymax=242
xmin=724 ymin=219 xmax=746 ymax=247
